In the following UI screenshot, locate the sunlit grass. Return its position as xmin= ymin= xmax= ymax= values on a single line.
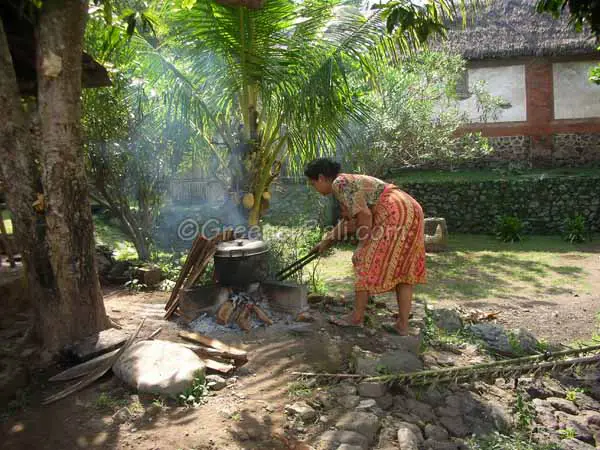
xmin=2 ymin=210 xmax=12 ymax=234
xmin=318 ymin=234 xmax=594 ymax=302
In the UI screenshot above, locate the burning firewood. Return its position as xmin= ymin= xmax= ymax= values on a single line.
xmin=216 ymin=300 xmax=234 ymax=325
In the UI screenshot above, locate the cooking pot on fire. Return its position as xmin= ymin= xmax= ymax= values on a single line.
xmin=213 ymin=238 xmax=270 ymax=286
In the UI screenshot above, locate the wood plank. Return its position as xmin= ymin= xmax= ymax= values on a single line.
xmin=63 ymin=328 xmax=129 ymax=362
xmin=43 ymin=319 xmax=144 ymax=405
xmin=198 ymin=357 xmax=235 ymax=374
xmin=178 ymin=330 xmax=247 ymax=359
xmin=164 ymin=235 xmax=208 ymax=311
xmin=49 ymin=349 xmax=120 ymax=382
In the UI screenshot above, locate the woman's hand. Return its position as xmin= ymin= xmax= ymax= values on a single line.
xmin=313 ymin=239 xmax=333 ymax=254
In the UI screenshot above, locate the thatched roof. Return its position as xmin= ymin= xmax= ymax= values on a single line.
xmin=432 ymin=0 xmax=598 ymax=61
xmin=1 ymin=3 xmax=111 ymax=96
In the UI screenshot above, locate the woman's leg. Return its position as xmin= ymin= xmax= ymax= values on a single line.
xmin=395 ymin=283 xmax=413 ymax=334
xmin=351 ymin=290 xmax=369 ymax=324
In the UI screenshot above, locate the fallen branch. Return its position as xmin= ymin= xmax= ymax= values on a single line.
xmin=148 ymin=327 xmax=162 ymax=340
xmin=49 ymin=349 xmax=120 ymax=382
xmin=43 ymin=319 xmax=145 ymax=405
xmin=292 ymin=344 xmax=600 ymax=387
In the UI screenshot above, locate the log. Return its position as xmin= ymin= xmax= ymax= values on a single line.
xmin=252 ymin=304 xmax=273 ymax=325
xmin=216 ymin=300 xmax=234 ymax=325
xmin=178 ymin=330 xmax=248 ymax=360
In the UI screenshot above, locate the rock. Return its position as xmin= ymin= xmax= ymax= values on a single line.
xmin=439 ymin=416 xmax=469 ymax=438
xmin=285 ymin=401 xmax=317 ymax=422
xmin=548 ymin=397 xmax=579 ymax=415
xmin=581 ymin=410 xmax=600 ymax=427
xmin=532 ymin=399 xmax=559 ymax=429
xmin=543 ymin=378 xmax=567 ymax=397
xmin=316 ymin=391 xmax=335 ymax=409
xmin=418 ymin=388 xmax=446 ymax=408
xmin=112 ymin=407 xmax=131 ymax=424
xmin=485 ymin=400 xmax=512 ymax=431
xmin=95 ymin=246 xmax=114 ymax=275
xmin=144 ymin=404 xmax=162 ymax=417
xmin=206 ymin=375 xmax=227 ymax=391
xmin=559 ymin=439 xmax=596 ymax=450
xmin=555 ymin=413 xmax=595 ymax=445
xmin=356 ymin=399 xmax=377 ymax=411
xmin=336 ymin=412 xmax=380 ymax=443
xmin=112 ymin=340 xmax=206 ymax=397
xmin=574 ymin=393 xmax=600 ymax=411
xmin=467 ymin=324 xmax=538 ymax=356
xmin=358 ymin=381 xmax=387 ymax=398
xmin=395 ymin=422 xmax=424 ymax=444
xmin=331 ymin=383 xmax=358 ymax=397
xmin=423 ymin=440 xmax=459 ymax=450
xmin=397 ymin=425 xmax=420 ymax=450
xmin=350 ymin=346 xmax=422 ymax=376
xmin=424 ymin=424 xmax=449 ymax=441
xmin=378 ymin=350 xmax=423 ymax=374
xmin=386 ymin=334 xmax=422 ymax=354
xmin=375 ymin=394 xmax=394 ymax=410
xmin=336 ymin=445 xmax=364 ymax=450
xmin=431 ymin=308 xmax=463 ymax=333
xmin=318 ymin=430 xmax=368 ymax=449
xmin=406 ymin=398 xmax=437 ymax=422
xmin=338 ymin=395 xmax=361 ymax=409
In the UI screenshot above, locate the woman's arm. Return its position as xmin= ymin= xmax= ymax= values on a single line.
xmin=355 ymin=209 xmax=373 ymax=241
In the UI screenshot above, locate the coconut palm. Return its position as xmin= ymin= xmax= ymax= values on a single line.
xmin=131 ymin=0 xmax=471 ymax=225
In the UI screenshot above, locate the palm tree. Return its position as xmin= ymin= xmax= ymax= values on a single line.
xmin=128 ymin=0 xmax=474 ymax=225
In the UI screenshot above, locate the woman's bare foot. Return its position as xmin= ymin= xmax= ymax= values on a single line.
xmin=329 ymin=312 xmax=364 ymax=328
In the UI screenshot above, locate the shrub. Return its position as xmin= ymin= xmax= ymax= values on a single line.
xmin=263 ymin=224 xmax=324 ymax=285
xmin=495 ymin=216 xmax=524 ymax=243
xmin=563 ymin=214 xmax=587 ymax=244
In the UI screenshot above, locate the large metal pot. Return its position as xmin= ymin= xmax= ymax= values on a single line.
xmin=213 ymin=238 xmax=270 ymax=286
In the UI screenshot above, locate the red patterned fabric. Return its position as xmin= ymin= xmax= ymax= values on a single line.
xmin=333 ymin=175 xmax=426 ymax=293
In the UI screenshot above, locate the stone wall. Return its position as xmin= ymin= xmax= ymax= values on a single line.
xmin=267 ymin=175 xmax=600 ymax=234
xmin=398 ymin=175 xmax=600 ymax=234
xmin=451 ymin=133 xmax=600 ymax=169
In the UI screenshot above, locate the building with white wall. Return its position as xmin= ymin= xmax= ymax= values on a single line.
xmin=434 ymin=0 xmax=600 ymax=167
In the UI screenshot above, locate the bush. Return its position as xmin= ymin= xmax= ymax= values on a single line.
xmin=263 ymin=224 xmax=324 ymax=285
xmin=495 ymin=216 xmax=525 ymax=243
xmin=563 ymin=214 xmax=588 ymax=244
xmin=342 ymin=52 xmax=503 ymax=175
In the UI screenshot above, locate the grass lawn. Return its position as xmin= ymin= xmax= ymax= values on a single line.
xmin=93 ymin=216 xmax=138 ymax=260
xmin=2 ymin=210 xmax=12 ymax=234
xmin=318 ymin=234 xmax=594 ymax=302
xmin=389 ymin=167 xmax=600 ymax=184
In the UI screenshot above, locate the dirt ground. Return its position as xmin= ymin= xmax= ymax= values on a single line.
xmin=1 ymin=243 xmax=600 ymax=449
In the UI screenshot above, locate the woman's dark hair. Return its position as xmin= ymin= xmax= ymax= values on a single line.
xmin=304 ymin=158 xmax=341 ymax=180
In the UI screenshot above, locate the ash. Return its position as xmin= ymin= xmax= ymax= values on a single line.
xmin=186 ymin=284 xmax=294 ymax=335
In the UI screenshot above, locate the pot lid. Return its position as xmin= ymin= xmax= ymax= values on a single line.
xmin=215 ymin=238 xmax=269 ymax=258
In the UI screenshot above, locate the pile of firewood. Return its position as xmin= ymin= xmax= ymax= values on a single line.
xmin=164 ymin=230 xmax=234 ymax=320
xmin=215 ymin=290 xmax=273 ymax=331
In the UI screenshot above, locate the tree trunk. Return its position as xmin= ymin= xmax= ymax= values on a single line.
xmin=36 ymin=0 xmax=109 ymax=350
xmin=0 ymin=21 xmax=56 ymax=333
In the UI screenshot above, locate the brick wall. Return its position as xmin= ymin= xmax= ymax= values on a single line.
xmin=460 ymin=56 xmax=600 ymax=168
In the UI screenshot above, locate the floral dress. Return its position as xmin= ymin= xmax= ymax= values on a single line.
xmin=332 ymin=173 xmax=426 ymax=293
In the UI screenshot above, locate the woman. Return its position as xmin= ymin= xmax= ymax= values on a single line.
xmin=305 ymin=158 xmax=426 ymax=335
